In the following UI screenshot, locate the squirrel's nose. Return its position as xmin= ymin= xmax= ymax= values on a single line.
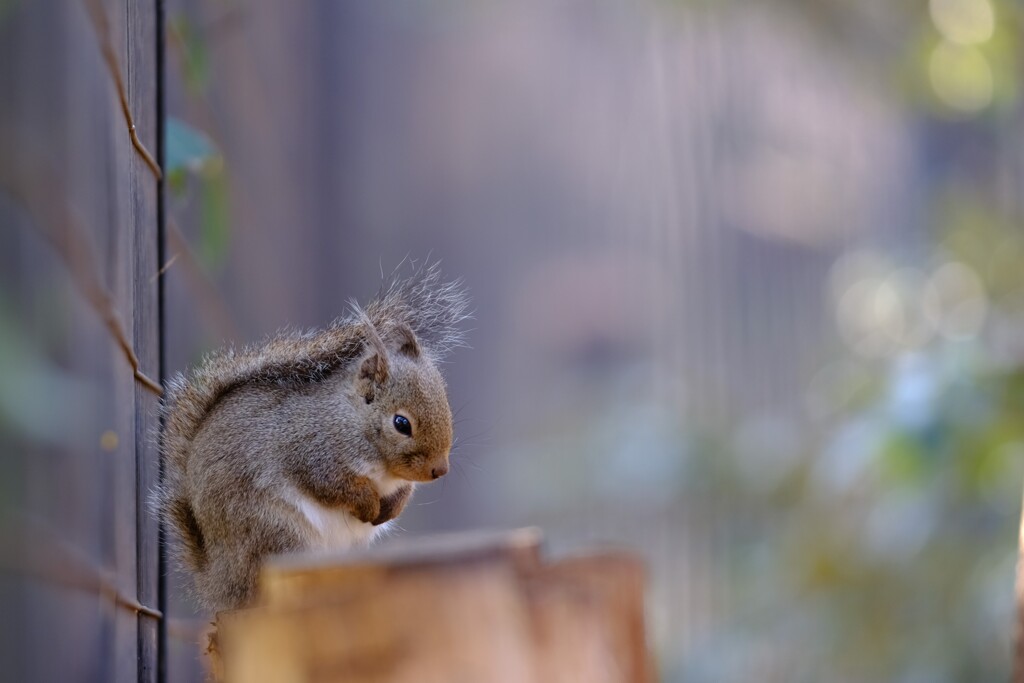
xmin=431 ymin=463 xmax=449 ymax=479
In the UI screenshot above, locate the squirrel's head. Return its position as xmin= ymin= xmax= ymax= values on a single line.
xmin=354 ymin=322 xmax=453 ymax=482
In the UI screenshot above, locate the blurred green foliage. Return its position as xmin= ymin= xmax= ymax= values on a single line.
xmin=165 ymin=9 xmax=233 ymax=272
xmin=674 ymin=221 xmax=1024 ymax=681
xmin=0 ymin=0 xmax=18 ymax=25
xmin=0 ymin=294 xmax=94 ymax=447
xmin=168 ymin=15 xmax=211 ymax=95
xmin=198 ymin=167 xmax=230 ymax=270
xmin=654 ymin=4 xmax=1023 ymax=678
xmin=164 ymin=115 xmax=230 ymax=270
xmin=165 ymin=117 xmax=217 ymax=179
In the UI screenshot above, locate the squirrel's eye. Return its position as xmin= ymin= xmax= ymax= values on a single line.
xmin=393 ymin=414 xmax=412 ymax=436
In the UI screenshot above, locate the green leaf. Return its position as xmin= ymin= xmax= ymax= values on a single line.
xmin=165 ymin=117 xmax=218 ymax=176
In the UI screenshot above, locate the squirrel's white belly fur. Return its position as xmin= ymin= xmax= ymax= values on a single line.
xmin=289 ymin=473 xmax=408 ymax=551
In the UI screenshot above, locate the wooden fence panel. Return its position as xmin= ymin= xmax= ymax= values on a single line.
xmin=0 ymin=0 xmax=163 ymax=680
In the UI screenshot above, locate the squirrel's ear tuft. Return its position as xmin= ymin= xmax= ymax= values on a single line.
xmin=356 ymin=352 xmax=388 ymax=403
xmin=355 ymin=310 xmax=390 ymax=402
xmin=393 ymin=324 xmax=421 ymax=359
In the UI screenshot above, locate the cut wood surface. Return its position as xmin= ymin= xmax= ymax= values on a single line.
xmin=525 ymin=555 xmax=651 ymax=683
xmin=211 ymin=528 xmax=653 ymax=683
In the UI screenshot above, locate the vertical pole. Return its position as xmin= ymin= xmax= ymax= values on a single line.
xmin=128 ymin=0 xmax=163 ymax=679
xmin=1013 ymin=485 xmax=1024 ymax=683
xmin=155 ymin=0 xmax=168 ymax=680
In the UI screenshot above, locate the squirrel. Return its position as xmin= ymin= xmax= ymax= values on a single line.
xmin=154 ymin=264 xmax=470 ymax=612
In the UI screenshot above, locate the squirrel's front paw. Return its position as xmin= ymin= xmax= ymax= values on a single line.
xmin=372 ymin=484 xmax=413 ymax=526
xmin=346 ymin=476 xmax=381 ymax=524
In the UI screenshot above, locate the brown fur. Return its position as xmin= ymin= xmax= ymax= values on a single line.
xmin=154 ymin=264 xmax=470 ymax=611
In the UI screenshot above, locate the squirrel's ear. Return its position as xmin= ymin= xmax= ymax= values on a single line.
xmin=356 ymin=352 xmax=388 ymax=403
xmin=393 ymin=324 xmax=421 ymax=359
xmin=356 ymin=316 xmax=390 ymax=403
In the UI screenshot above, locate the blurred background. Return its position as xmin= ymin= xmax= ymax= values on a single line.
xmin=3 ymin=0 xmax=1024 ymax=681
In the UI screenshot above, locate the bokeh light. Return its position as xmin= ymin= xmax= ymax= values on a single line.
xmin=923 ymin=261 xmax=988 ymax=339
xmin=929 ymin=42 xmax=995 ymax=112
xmin=929 ymin=0 xmax=996 ymax=45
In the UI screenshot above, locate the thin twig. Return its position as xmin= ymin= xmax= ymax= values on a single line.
xmin=2 ymin=164 xmax=163 ymax=396
xmin=151 ymin=252 xmax=180 ymax=282
xmin=82 ymin=0 xmax=162 ymax=180
xmin=1 ymin=516 xmax=163 ymax=620
xmin=167 ymin=216 xmax=242 ymax=342
xmin=54 ymin=217 xmax=163 ymax=395
xmin=99 ymin=303 xmax=164 ymax=395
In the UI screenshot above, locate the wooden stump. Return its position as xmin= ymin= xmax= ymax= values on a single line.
xmin=211 ymin=529 xmax=653 ymax=683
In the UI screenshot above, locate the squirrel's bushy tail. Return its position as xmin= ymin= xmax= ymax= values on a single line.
xmin=154 ymin=486 xmax=207 ymax=573
xmin=363 ymin=260 xmax=472 ymax=362
xmin=155 ymin=261 xmax=470 ymax=574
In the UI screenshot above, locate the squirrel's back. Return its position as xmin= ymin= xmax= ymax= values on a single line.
xmin=155 ymin=263 xmax=470 ymax=578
